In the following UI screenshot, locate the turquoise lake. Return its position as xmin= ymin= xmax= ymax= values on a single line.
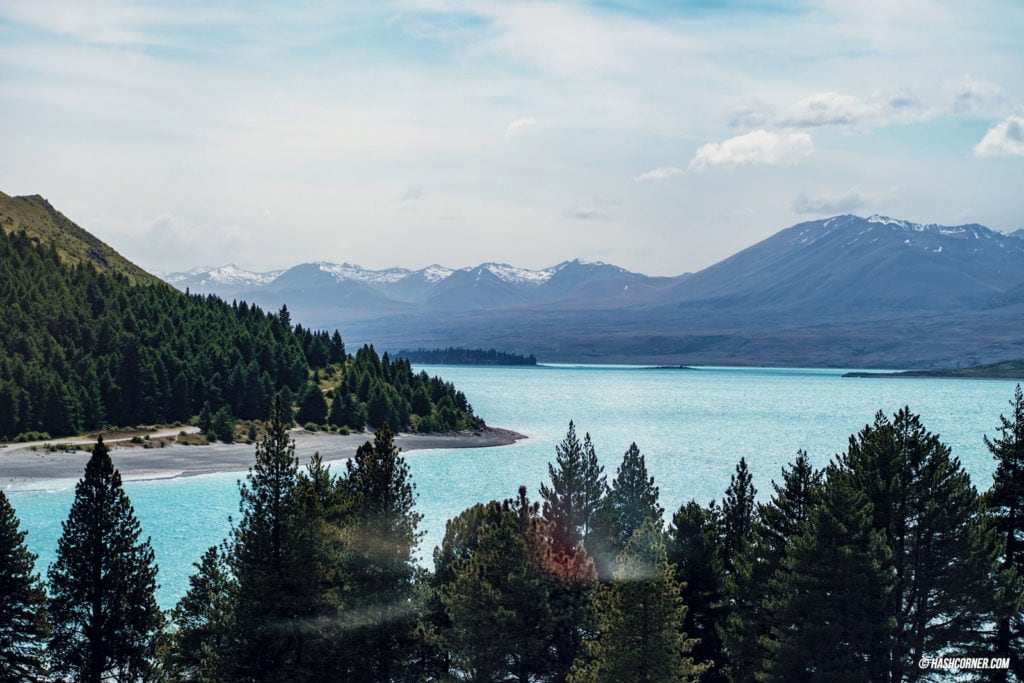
xmin=5 ymin=364 xmax=1022 ymax=610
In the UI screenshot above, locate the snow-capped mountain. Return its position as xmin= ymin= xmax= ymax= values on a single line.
xmin=163 ymin=258 xmax=657 ymax=312
xmin=163 ymin=215 xmax=1024 ymax=367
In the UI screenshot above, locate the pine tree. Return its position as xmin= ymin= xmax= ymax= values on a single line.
xmin=0 ymin=490 xmax=48 ymax=681
xmin=225 ymin=394 xmax=310 ymax=680
xmin=164 ymin=545 xmax=235 ymax=683
xmin=593 ymin=442 xmax=663 ymax=578
xmin=986 ymin=384 xmax=1024 ymax=680
xmin=211 ymin=404 xmax=235 ymax=442
xmin=667 ymin=500 xmax=726 ymax=682
xmin=296 ymin=381 xmax=328 ymax=426
xmin=759 ymin=467 xmax=893 ymax=682
xmin=47 ymin=436 xmax=163 ymax=683
xmin=569 ymin=519 xmax=706 ymax=683
xmin=540 ymin=421 xmax=608 ymax=555
xmin=719 ymin=457 xmax=761 ymax=683
xmin=441 ymin=490 xmax=557 ymax=682
xmin=750 ymin=452 xmax=822 ymax=679
xmin=336 ymin=424 xmax=423 ymax=681
xmin=838 ymin=408 xmax=1007 ymax=680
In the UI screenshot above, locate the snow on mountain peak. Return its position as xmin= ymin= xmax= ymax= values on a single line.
xmin=317 ymin=262 xmax=411 ymax=284
xmin=207 ymin=264 xmax=282 ymax=285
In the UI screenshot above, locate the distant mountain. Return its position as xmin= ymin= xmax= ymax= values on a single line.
xmin=163 ymin=258 xmax=674 ymax=320
xmin=166 ymin=214 xmax=1024 ymax=368
xmin=665 ymin=214 xmax=1024 ymax=314
xmin=0 ymin=191 xmax=162 ymax=286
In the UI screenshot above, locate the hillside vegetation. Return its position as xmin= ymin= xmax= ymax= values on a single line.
xmin=0 ymin=191 xmax=160 ymax=286
xmin=0 ymin=224 xmax=479 ymax=441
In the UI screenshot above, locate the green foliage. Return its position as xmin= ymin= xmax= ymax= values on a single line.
xmin=325 ymin=344 xmax=480 ymax=434
xmin=0 ymin=490 xmax=48 ymax=681
xmin=986 ymin=384 xmax=1024 ymax=679
xmin=211 ymin=404 xmax=235 ymax=443
xmin=333 ymin=425 xmax=424 ymax=681
xmin=0 ymin=228 xmax=322 ymax=438
xmin=223 ymin=395 xmax=311 ymax=679
xmin=434 ymin=487 xmax=596 ymax=682
xmin=396 ymin=346 xmax=538 ymax=366
xmin=164 ymin=545 xmax=235 ymax=683
xmin=591 ymin=442 xmax=664 ymax=578
xmin=667 ymin=500 xmax=726 ymax=682
xmin=839 ymin=408 xmax=1008 ymax=677
xmin=718 ymin=457 xmax=760 ymax=682
xmin=296 ymin=381 xmax=328 ymax=426
xmin=540 ymin=421 xmax=608 ymax=554
xmin=47 ymin=436 xmax=163 ymax=682
xmin=569 ymin=519 xmax=706 ymax=683
xmin=758 ymin=467 xmax=894 ymax=682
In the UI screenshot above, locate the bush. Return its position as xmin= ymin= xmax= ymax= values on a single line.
xmin=14 ymin=431 xmax=51 ymax=443
xmin=304 ymin=422 xmax=320 ymax=432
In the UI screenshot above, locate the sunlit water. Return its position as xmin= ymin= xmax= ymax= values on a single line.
xmin=5 ymin=365 xmax=1021 ymax=610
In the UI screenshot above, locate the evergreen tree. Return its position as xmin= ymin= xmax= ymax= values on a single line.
xmin=593 ymin=443 xmax=663 ymax=578
xmin=225 ymin=394 xmax=310 ymax=680
xmin=569 ymin=519 xmax=706 ymax=683
xmin=437 ymin=487 xmax=593 ymax=683
xmin=197 ymin=400 xmax=213 ymax=434
xmin=986 ymin=384 xmax=1024 ymax=680
xmin=296 ymin=381 xmax=328 ymax=426
xmin=0 ymin=490 xmax=48 ymax=681
xmin=719 ymin=458 xmax=763 ymax=683
xmin=164 ymin=545 xmax=235 ymax=683
xmin=211 ymin=404 xmax=235 ymax=442
xmin=750 ymin=452 xmax=822 ymax=679
xmin=336 ymin=424 xmax=423 ymax=681
xmin=759 ymin=467 xmax=893 ymax=682
xmin=540 ymin=422 xmax=608 ymax=554
xmin=838 ymin=408 xmax=1007 ymax=680
xmin=47 ymin=436 xmax=163 ymax=683
xmin=667 ymin=500 xmax=726 ymax=682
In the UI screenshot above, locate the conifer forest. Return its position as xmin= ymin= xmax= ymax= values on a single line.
xmin=2 ymin=386 xmax=1023 ymax=681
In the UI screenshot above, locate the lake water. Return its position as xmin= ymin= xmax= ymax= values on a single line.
xmin=5 ymin=365 xmax=1021 ymax=610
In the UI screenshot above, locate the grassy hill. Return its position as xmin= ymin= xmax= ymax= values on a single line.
xmin=0 ymin=191 xmax=161 ymax=286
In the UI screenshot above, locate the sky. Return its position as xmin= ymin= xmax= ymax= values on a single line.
xmin=1 ymin=0 xmax=1022 ymax=277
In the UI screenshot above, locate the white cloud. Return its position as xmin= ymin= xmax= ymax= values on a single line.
xmin=728 ymin=102 xmax=771 ymax=129
xmin=633 ymin=166 xmax=684 ymax=183
xmin=780 ymin=90 xmax=925 ymax=129
xmin=564 ymin=199 xmax=616 ymax=221
xmin=504 ymin=117 xmax=537 ymax=138
xmin=792 ymin=187 xmax=869 ymax=214
xmin=782 ymin=92 xmax=871 ymax=127
xmin=973 ymin=116 xmax=1024 ymax=157
xmin=688 ymin=130 xmax=813 ymax=171
xmin=953 ymin=76 xmax=1005 ymax=114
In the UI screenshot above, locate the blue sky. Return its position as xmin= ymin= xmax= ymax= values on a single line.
xmin=1 ymin=0 xmax=1022 ymax=275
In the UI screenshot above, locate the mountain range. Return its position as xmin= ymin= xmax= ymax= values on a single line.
xmin=164 ymin=214 xmax=1024 ymax=368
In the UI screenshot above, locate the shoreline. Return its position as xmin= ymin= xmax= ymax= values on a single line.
xmin=1 ymin=426 xmax=527 ymax=489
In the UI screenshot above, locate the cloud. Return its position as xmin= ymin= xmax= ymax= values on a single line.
xmin=953 ymin=76 xmax=1004 ymax=114
xmin=728 ymin=102 xmax=771 ymax=129
xmin=688 ymin=130 xmax=813 ymax=171
xmin=792 ymin=187 xmax=869 ymax=214
xmin=779 ymin=90 xmax=925 ymax=129
xmin=973 ymin=116 xmax=1024 ymax=157
xmin=564 ymin=199 xmax=616 ymax=221
xmin=504 ymin=116 xmax=537 ymax=138
xmin=633 ymin=166 xmax=684 ymax=183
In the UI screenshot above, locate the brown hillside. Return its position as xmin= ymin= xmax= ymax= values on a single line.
xmin=0 ymin=190 xmax=163 ymax=286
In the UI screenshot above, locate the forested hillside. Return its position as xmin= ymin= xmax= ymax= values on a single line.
xmin=0 ymin=227 xmax=479 ymax=440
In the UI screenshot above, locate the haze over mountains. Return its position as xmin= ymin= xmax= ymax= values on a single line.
xmin=165 ymin=214 xmax=1024 ymax=369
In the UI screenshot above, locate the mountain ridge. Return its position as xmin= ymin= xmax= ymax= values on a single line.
xmin=163 ymin=213 xmax=1024 ymax=368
